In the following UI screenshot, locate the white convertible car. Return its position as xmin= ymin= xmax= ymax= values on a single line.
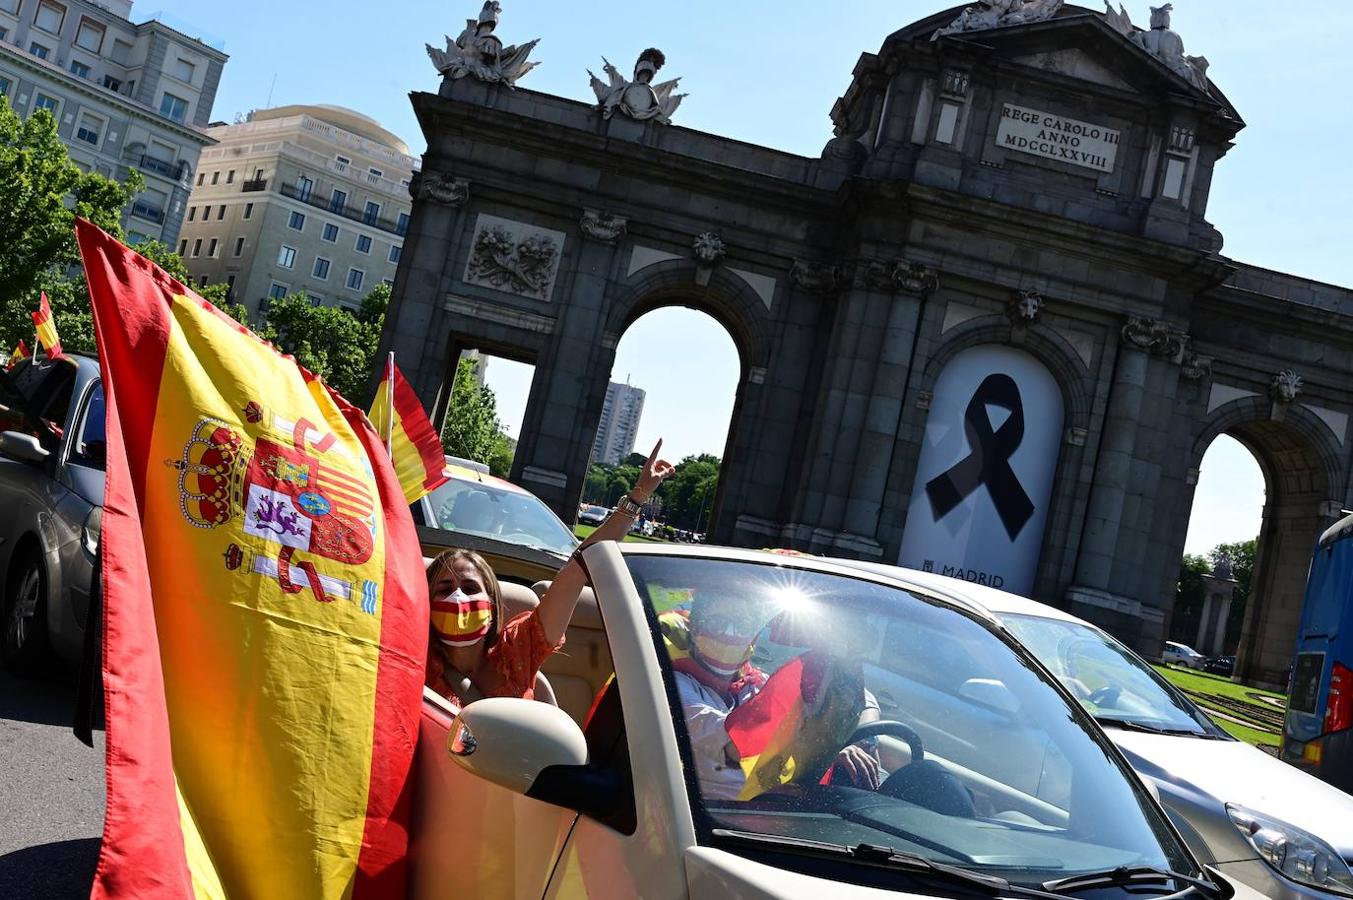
xmin=409 ymin=544 xmax=1265 ymax=899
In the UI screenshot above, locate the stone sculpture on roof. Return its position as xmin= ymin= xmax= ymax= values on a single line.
xmin=588 ymin=48 xmax=687 ymax=124
xmin=427 ymin=1 xmax=540 ymax=87
xmin=1103 ymin=3 xmax=1210 ymax=92
xmin=933 ymin=0 xmax=1065 ymax=39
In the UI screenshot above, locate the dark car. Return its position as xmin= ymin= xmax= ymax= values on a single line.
xmin=1204 ymin=655 xmax=1236 ymax=676
xmin=0 ymin=353 xmax=105 ymax=675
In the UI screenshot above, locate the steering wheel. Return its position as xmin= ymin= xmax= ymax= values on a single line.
xmin=1088 ymin=685 xmax=1122 ymax=707
xmin=849 ymin=719 xmax=924 ymax=764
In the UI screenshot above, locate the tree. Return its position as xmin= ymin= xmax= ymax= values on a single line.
xmin=656 ymin=454 xmax=721 ymax=531
xmin=257 ymin=284 xmax=388 ymax=405
xmin=1171 ymin=538 xmax=1257 ymax=651
xmin=442 ymin=357 xmax=514 ymax=473
xmin=0 ymin=101 xmax=144 ymax=350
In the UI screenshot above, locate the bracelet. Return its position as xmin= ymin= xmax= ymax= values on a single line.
xmin=615 ymin=494 xmax=643 ymax=517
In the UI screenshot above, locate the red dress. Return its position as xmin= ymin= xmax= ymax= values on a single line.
xmin=426 ymin=610 xmax=562 ymax=709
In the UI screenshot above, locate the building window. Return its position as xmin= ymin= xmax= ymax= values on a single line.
xmin=396 ymin=212 xmax=409 ymax=236
xmin=312 ymin=257 xmax=330 ymax=280
xmin=388 ymin=245 xmax=401 ymax=264
xmin=277 ymin=246 xmax=296 ymax=269
xmin=233 ymin=237 xmax=244 ymax=257
xmin=159 ymin=93 xmax=188 ymax=123
xmin=178 ymin=239 xmax=188 ymax=256
xmin=226 ymin=170 xmax=235 ymax=184
xmin=288 ymin=211 xmax=305 ymax=231
xmin=211 ymin=171 xmax=219 ymax=185
xmin=226 ymin=275 xmax=236 ymax=300
xmin=354 ymin=234 xmax=372 ymax=254
xmin=75 ymin=113 xmax=102 ymax=146
xmin=187 ymin=206 xmax=196 ymax=222
xmin=201 ymin=204 xmax=211 ymax=219
xmin=383 ymin=278 xmax=395 ymax=289
xmin=110 ymin=39 xmax=132 ymax=64
xmin=0 ymin=0 xmax=17 ymax=14
xmin=329 ymin=189 xmax=346 ymax=213
xmin=363 ymin=201 xmax=380 ymax=225
xmin=315 ymin=224 xmax=336 ymax=244
xmin=34 ymin=2 xmax=64 ymax=34
xmin=33 ymin=93 xmax=58 ymax=114
xmin=207 ymin=238 xmax=218 ymax=258
xmin=368 ymin=167 xmax=383 ymax=179
xmin=269 ymin=283 xmax=288 ymax=300
xmin=346 ymin=268 xmax=364 ymax=291
xmin=217 ymin=205 xmax=225 ymax=221
xmin=0 ymin=78 xmax=10 ymax=97
xmin=69 ymin=60 xmax=90 ymax=79
xmin=192 ymin=239 xmax=202 ymax=257
xmin=243 ymin=202 xmax=254 ymax=220
xmin=172 ymin=58 xmax=195 ymax=84
xmin=335 ymin=155 xmax=351 ymax=170
xmin=198 ymin=275 xmax=208 ymax=288
xmin=75 ymin=19 xmax=104 ymax=53
xmin=29 ymin=43 xmax=50 ymax=60
xmin=101 ymin=74 xmax=122 ymax=93
xmin=196 ymin=172 xmax=204 ymax=186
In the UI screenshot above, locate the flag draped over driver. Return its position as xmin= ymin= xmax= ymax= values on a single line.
xmin=76 ymin=219 xmax=428 ymax=899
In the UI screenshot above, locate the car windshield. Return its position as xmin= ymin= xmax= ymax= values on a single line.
xmin=1002 ymin=614 xmax=1223 ymax=738
xmin=426 ymin=475 xmax=578 ymax=555
xmin=629 ymin=555 xmax=1197 ymax=890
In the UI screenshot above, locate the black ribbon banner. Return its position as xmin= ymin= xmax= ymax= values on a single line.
xmin=925 ymin=373 xmax=1035 ymax=541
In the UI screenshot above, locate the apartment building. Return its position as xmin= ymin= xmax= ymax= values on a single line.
xmin=591 ymin=380 xmax=646 ymax=466
xmin=0 ymin=0 xmax=227 ymax=245
xmin=180 ymin=104 xmax=417 ymax=317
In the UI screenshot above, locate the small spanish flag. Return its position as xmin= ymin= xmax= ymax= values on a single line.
xmin=31 ymin=293 xmax=63 ymax=358
xmin=5 ymin=339 xmax=30 ymax=370
xmin=368 ymin=353 xmax=449 ymax=504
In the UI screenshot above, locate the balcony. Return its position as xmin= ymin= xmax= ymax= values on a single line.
xmin=279 ymin=182 xmax=405 ymax=237
xmin=129 ymin=201 xmax=165 ymax=224
xmin=137 ymin=154 xmax=184 ymax=181
xmin=241 ymin=177 xmax=268 ymax=192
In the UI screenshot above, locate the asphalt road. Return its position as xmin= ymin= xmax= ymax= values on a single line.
xmin=0 ymin=668 xmax=103 ymax=899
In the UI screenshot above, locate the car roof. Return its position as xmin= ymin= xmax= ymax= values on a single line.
xmin=441 ymin=463 xmax=533 ymax=497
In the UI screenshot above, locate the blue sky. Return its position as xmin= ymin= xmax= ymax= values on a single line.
xmin=192 ymin=1 xmax=1351 ymax=553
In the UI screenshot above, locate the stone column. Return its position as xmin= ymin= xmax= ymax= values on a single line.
xmin=1195 ymin=593 xmax=1214 ymax=652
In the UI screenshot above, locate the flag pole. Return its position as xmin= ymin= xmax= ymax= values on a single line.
xmin=383 ymin=352 xmax=395 ymax=452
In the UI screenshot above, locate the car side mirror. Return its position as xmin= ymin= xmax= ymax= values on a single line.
xmin=449 ymin=698 xmax=625 ymax=819
xmin=959 ymin=677 xmax=1021 ymax=715
xmin=0 ymin=431 xmax=50 ymax=464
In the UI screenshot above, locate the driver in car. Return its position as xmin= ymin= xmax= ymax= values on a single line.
xmin=666 ymin=592 xmax=882 ymax=801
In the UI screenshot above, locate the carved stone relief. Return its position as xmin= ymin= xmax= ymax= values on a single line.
xmin=790 ymin=261 xmax=841 ymax=295
xmin=862 ymin=259 xmax=940 ymax=294
xmin=1008 ymin=289 xmax=1043 ymax=324
xmin=413 ymin=171 xmax=470 ymax=206
xmin=1271 ymin=370 xmax=1304 ymax=405
xmin=579 ymin=208 xmax=627 ymax=244
xmin=464 ymin=214 xmax=564 ymax=300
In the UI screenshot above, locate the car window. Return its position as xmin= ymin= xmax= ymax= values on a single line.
xmin=426 ymin=476 xmax=578 ymax=554
xmin=627 ymin=555 xmax=1196 ymax=889
xmin=1002 ymin=614 xmax=1223 ymax=737
xmin=70 ymin=381 xmax=106 ymax=470
xmin=0 ymin=357 xmax=77 ymax=448
xmin=0 ymin=367 xmax=38 ymax=439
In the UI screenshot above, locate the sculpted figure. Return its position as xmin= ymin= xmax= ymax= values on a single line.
xmin=426 ymin=1 xmax=540 ymax=87
xmin=934 ymin=0 xmax=1063 ymax=38
xmin=1105 ymin=2 xmax=1210 ymax=91
xmin=589 ymin=48 xmax=686 ymax=124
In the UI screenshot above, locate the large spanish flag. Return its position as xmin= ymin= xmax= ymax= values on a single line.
xmin=367 ymin=353 xmax=448 ymax=505
xmin=76 ymin=219 xmax=428 ymax=899
xmin=31 ymin=291 xmax=63 ymax=358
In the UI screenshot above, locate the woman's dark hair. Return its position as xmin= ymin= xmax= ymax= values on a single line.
xmin=427 ymin=548 xmax=504 ymax=648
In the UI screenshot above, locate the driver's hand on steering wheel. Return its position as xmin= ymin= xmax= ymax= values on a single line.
xmin=834 ymin=744 xmax=881 ymax=791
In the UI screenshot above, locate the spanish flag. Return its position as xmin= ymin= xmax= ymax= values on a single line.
xmin=31 ymin=292 xmax=63 ymax=358
xmin=5 ymin=338 xmax=29 ymax=370
xmin=367 ymin=353 xmax=448 ymax=504
xmin=76 ymin=219 xmax=427 ymax=899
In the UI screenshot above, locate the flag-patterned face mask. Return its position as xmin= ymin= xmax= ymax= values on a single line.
xmin=431 ymin=588 xmax=494 ymax=648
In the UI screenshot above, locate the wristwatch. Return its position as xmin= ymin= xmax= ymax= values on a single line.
xmin=615 ymin=494 xmax=644 ymax=517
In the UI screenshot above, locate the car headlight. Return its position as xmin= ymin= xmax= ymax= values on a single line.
xmin=1227 ymin=804 xmax=1353 ymax=895
xmin=82 ymin=506 xmax=103 ymax=557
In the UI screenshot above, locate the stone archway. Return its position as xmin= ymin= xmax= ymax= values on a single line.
xmin=1187 ymin=398 xmax=1346 ymax=687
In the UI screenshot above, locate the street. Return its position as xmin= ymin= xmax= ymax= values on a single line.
xmin=0 ymin=669 xmax=103 ymax=899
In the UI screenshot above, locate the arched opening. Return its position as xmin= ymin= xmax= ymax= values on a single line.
xmin=1179 ymin=413 xmax=1340 ymax=689
xmin=581 ymin=305 xmax=742 ymax=540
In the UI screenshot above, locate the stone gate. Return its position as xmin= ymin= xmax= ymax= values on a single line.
xmin=379 ymin=3 xmax=1353 ymax=685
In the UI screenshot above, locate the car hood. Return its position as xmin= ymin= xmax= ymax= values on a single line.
xmin=684 ymin=846 xmax=929 ymax=899
xmin=64 ymin=463 xmax=105 ymax=507
xmin=1109 ymin=730 xmax=1353 ymax=856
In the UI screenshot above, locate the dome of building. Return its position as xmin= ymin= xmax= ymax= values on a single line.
xmin=251 ymin=104 xmax=410 ymax=156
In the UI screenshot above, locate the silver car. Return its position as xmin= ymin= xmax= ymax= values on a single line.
xmin=0 ymin=354 xmax=104 ymax=675
xmin=841 ymin=562 xmax=1353 ymax=899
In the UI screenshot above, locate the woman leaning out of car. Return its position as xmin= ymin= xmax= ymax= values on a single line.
xmin=425 ymin=440 xmax=674 ymax=709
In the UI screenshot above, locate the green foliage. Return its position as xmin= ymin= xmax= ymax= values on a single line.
xmin=582 ymin=453 xmax=722 ymax=532
xmin=441 ymin=356 xmax=515 ymax=477
xmin=0 ymin=99 xmax=143 ymax=351
xmin=257 ymin=285 xmax=388 ymax=405
xmin=1172 ymin=538 xmax=1257 ymax=652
